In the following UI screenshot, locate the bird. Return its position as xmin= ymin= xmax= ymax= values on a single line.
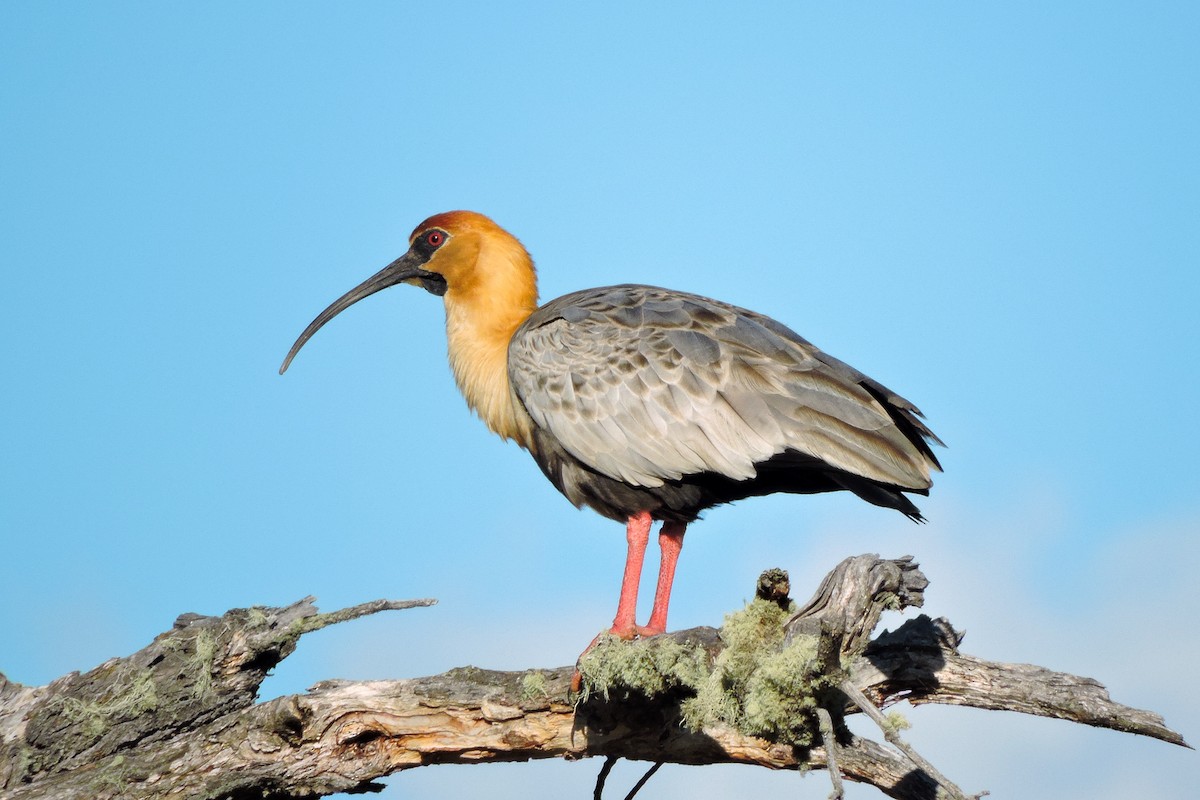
xmin=280 ymin=210 xmax=942 ymax=643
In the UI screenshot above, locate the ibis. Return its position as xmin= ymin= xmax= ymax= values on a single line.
xmin=281 ymin=211 xmax=942 ymax=642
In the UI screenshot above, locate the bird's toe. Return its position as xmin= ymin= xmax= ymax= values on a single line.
xmin=609 ymin=622 xmax=641 ymax=640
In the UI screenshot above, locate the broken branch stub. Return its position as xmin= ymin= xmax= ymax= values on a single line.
xmin=785 ymin=554 xmax=927 ymax=662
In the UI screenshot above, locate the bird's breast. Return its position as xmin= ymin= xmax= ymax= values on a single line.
xmin=444 ymin=299 xmax=536 ymax=449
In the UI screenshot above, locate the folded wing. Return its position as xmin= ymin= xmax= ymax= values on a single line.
xmin=509 ymin=285 xmax=941 ymax=492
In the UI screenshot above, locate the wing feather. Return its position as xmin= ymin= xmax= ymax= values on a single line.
xmin=509 ymin=285 xmax=938 ymax=490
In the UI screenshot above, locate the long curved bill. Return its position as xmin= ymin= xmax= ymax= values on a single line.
xmin=279 ymin=250 xmax=428 ymax=374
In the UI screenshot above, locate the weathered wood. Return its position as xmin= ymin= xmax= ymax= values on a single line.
xmin=0 ymin=664 xmax=942 ymax=800
xmin=853 ymin=615 xmax=1187 ymax=746
xmin=0 ymin=596 xmax=436 ymax=796
xmin=785 ymin=554 xmax=928 ymax=659
xmin=0 ymin=556 xmax=1186 ymax=800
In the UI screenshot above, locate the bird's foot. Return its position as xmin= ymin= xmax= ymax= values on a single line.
xmin=609 ymin=623 xmax=657 ymax=642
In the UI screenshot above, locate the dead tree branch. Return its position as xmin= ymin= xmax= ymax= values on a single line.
xmin=0 ymin=556 xmax=1186 ymax=800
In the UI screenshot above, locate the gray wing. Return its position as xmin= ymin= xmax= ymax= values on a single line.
xmin=508 ymin=285 xmax=940 ymax=490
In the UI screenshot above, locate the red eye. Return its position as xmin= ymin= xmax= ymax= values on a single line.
xmin=426 ymin=231 xmax=444 ymax=247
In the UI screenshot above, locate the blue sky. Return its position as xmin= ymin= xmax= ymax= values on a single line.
xmin=1 ymin=3 xmax=1196 ymax=798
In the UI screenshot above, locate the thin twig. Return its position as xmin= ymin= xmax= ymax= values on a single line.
xmin=816 ymin=707 xmax=844 ymax=800
xmin=296 ymin=598 xmax=437 ymax=634
xmin=841 ymin=680 xmax=978 ymax=800
xmin=594 ymin=755 xmax=618 ymax=800
xmin=623 ymin=762 xmax=663 ymax=800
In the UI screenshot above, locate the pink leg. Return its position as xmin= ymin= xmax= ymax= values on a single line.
xmin=610 ymin=510 xmax=653 ymax=639
xmin=641 ymin=521 xmax=686 ymax=636
xmin=572 ymin=515 xmax=684 ymax=693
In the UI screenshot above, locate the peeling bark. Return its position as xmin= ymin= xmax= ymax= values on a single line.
xmin=0 ymin=556 xmax=1186 ymax=800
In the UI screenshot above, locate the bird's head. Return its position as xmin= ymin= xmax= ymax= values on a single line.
xmin=280 ymin=210 xmax=537 ymax=374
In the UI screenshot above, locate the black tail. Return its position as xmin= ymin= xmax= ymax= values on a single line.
xmin=830 ymin=472 xmax=927 ymax=523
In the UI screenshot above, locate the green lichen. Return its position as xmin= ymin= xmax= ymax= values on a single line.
xmin=740 ymin=635 xmax=824 ymax=744
xmin=189 ymin=629 xmax=217 ymax=700
xmin=681 ymin=596 xmax=831 ymax=746
xmin=7 ymin=745 xmax=33 ymax=785
xmin=161 ymin=629 xmax=219 ymax=700
xmin=519 ymin=671 xmax=549 ymax=702
xmin=246 ymin=606 xmax=270 ymax=626
xmin=577 ymin=596 xmax=837 ymax=747
xmin=54 ymin=668 xmax=160 ymax=739
xmin=575 ymin=633 xmax=708 ymax=703
xmin=883 ymin=710 xmax=912 ymax=735
xmin=92 ymin=754 xmax=132 ymax=793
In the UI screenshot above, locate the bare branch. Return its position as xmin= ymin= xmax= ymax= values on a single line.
xmin=841 ymin=681 xmax=975 ymax=800
xmin=852 ymin=615 xmax=1189 ymax=748
xmin=0 ymin=555 xmax=1185 ymax=800
xmin=293 ymin=598 xmax=437 ymax=635
xmin=816 ymin=706 xmax=845 ymax=800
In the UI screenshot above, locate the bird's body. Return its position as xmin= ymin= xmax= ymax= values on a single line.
xmin=282 ymin=210 xmax=942 ymax=643
xmin=510 ymin=284 xmax=939 ymax=524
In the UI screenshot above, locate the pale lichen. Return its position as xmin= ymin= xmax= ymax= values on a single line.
xmin=883 ymin=710 xmax=912 ymax=735
xmin=575 ymin=633 xmax=708 ymax=704
xmin=680 ymin=596 xmax=830 ymax=745
xmin=576 ymin=596 xmax=838 ymax=747
xmin=519 ymin=671 xmax=549 ymax=702
xmin=189 ymin=630 xmax=217 ymax=700
xmin=162 ymin=628 xmax=219 ymax=700
xmin=92 ymin=754 xmax=134 ymax=793
xmin=246 ymin=607 xmax=270 ymax=627
xmin=739 ymin=634 xmax=825 ymax=744
xmin=54 ymin=668 xmax=159 ymax=739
